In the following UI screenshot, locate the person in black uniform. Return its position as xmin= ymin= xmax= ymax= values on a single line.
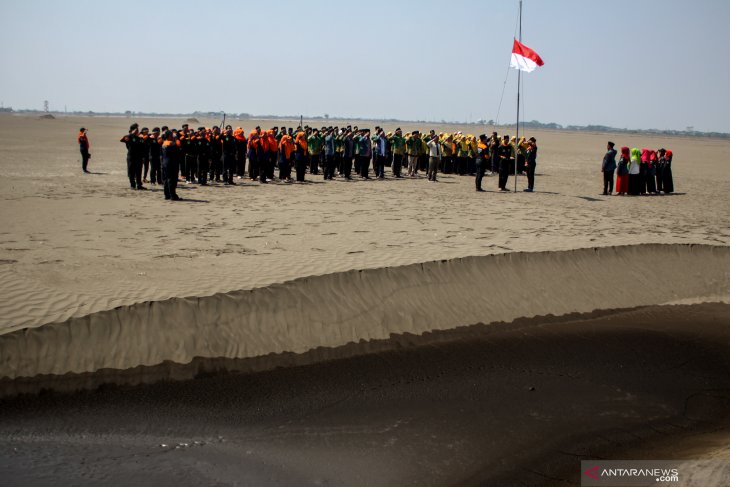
xmin=475 ymin=134 xmax=488 ymax=192
xmin=221 ymin=126 xmax=237 ymax=185
xmin=196 ymin=127 xmax=211 ymax=185
xmin=120 ymin=123 xmax=145 ymax=190
xmin=524 ymin=137 xmax=537 ymax=192
xmin=149 ymin=127 xmax=162 ymax=185
xmin=140 ymin=127 xmax=151 ymax=183
xmin=209 ymin=126 xmax=223 ymax=182
xmin=78 ymin=127 xmax=90 ymax=173
xmin=497 ymin=135 xmax=512 ymax=191
xmin=161 ymin=130 xmax=181 ymax=200
xmin=182 ymin=129 xmax=198 ymax=183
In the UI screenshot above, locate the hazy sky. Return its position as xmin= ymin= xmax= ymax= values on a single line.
xmin=1 ymin=0 xmax=729 ymax=132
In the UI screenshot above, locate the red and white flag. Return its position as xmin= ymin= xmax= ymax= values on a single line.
xmin=510 ymin=38 xmax=544 ymax=73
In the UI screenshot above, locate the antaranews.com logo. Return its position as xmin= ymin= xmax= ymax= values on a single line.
xmin=580 ymin=460 xmax=729 ymax=486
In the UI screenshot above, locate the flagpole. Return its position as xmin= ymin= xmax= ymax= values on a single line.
xmin=515 ymin=0 xmax=522 ymax=193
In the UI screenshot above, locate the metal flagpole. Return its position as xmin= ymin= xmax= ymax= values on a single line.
xmin=515 ymin=0 xmax=522 ymax=193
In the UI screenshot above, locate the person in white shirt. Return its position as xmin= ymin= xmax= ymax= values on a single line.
xmin=427 ymin=135 xmax=441 ymax=182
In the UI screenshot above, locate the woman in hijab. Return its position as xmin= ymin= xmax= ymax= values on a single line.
xmin=646 ymin=149 xmax=658 ymax=194
xmin=639 ymin=148 xmax=650 ymax=194
xmin=628 ymin=148 xmax=642 ymax=195
xmin=615 ymin=146 xmax=630 ymax=195
xmin=663 ymin=150 xmax=674 ymax=193
xmin=656 ymin=148 xmax=666 ymax=193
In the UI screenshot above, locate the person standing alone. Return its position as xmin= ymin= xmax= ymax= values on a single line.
xmin=78 ymin=127 xmax=91 ymax=173
xmin=601 ymin=141 xmax=617 ymax=195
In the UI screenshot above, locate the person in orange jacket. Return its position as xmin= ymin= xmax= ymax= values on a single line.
xmin=294 ymin=127 xmax=308 ymax=182
xmin=233 ymin=127 xmax=247 ymax=179
xmin=278 ymin=132 xmax=295 ymax=182
xmin=248 ymin=126 xmax=262 ymax=182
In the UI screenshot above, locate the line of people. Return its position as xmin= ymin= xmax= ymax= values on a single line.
xmin=601 ymin=142 xmax=675 ymax=196
xmin=119 ymin=123 xmax=539 ymax=200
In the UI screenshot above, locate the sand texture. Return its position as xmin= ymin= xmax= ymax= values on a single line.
xmin=1 ymin=115 xmax=729 ymax=336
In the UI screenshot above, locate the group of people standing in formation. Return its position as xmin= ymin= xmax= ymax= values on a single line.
xmin=601 ymin=142 xmax=675 ymax=196
xmin=114 ymin=122 xmax=539 ymax=200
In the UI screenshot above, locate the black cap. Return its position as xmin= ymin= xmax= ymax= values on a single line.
xmin=129 ymin=123 xmax=138 ymax=132
xmin=152 ymin=127 xmax=160 ymax=132
xmin=608 ymin=141 xmax=615 ymax=147
xmin=79 ymin=127 xmax=86 ymax=132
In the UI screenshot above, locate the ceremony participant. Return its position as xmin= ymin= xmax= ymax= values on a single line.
xmin=140 ymin=127 xmax=151 ymax=183
xmin=646 ymin=149 xmax=658 ymax=194
xmin=264 ymin=129 xmax=278 ymax=181
xmin=475 ymin=134 xmax=488 ymax=191
xmin=342 ymin=129 xmax=354 ymax=180
xmin=195 ymin=127 xmax=211 ymax=186
xmin=278 ymin=131 xmax=295 ymax=182
xmin=358 ymin=129 xmax=372 ymax=179
xmin=389 ymin=128 xmax=405 ymax=178
xmin=247 ymin=127 xmax=261 ymax=181
xmin=440 ymin=134 xmax=454 ymax=174
xmin=656 ymin=148 xmax=666 ymax=193
xmin=209 ymin=126 xmax=223 ymax=182
xmin=601 ymin=141 xmax=617 ymax=195
xmin=374 ymin=129 xmax=387 ymax=179
xmin=308 ymin=129 xmax=323 ymax=175
xmin=628 ymin=148 xmax=642 ymax=195
xmin=662 ymin=150 xmax=674 ymax=193
xmin=639 ymin=148 xmax=650 ymax=195
xmin=489 ymin=132 xmax=500 ymax=174
xmin=160 ymin=130 xmax=181 ymax=201
xmin=615 ymin=146 xmax=630 ymax=195
xmin=78 ymin=127 xmax=90 ymax=173
xmin=294 ymin=127 xmax=308 ymax=182
xmin=181 ymin=129 xmax=197 ymax=183
xmin=221 ymin=126 xmax=237 ymax=185
xmin=233 ymin=127 xmax=247 ymax=179
xmin=323 ymin=128 xmax=336 ymax=180
xmin=406 ymin=131 xmax=421 ymax=177
xmin=120 ymin=123 xmax=145 ymax=190
xmin=149 ymin=127 xmax=162 ymax=185
xmin=427 ymin=134 xmax=441 ymax=182
xmin=497 ymin=135 xmax=512 ymax=191
xmin=524 ymin=137 xmax=537 ymax=192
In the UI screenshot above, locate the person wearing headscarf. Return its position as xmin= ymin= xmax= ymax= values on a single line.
xmin=307 ymin=129 xmax=323 ymax=175
xmin=439 ymin=134 xmax=454 ymax=174
xmin=662 ymin=150 xmax=674 ymax=193
xmin=278 ymin=131 xmax=295 ymax=182
xmin=601 ymin=141 xmax=617 ymax=195
xmin=646 ymin=149 xmax=658 ymax=194
xmin=628 ymin=148 xmax=642 ymax=195
xmin=656 ymin=148 xmax=666 ymax=193
xmin=233 ymin=127 xmax=247 ymax=179
xmin=248 ymin=126 xmax=262 ymax=182
xmin=615 ymin=146 xmax=630 ymax=195
xmin=639 ymin=148 xmax=650 ymax=194
xmin=78 ymin=127 xmax=90 ymax=173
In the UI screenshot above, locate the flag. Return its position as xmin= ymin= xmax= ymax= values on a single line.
xmin=510 ymin=38 xmax=544 ymax=73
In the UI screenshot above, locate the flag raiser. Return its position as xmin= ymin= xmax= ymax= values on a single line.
xmin=510 ymin=38 xmax=544 ymax=73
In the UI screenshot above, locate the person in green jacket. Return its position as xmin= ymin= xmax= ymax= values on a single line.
xmin=389 ymin=128 xmax=406 ymax=178
xmin=307 ymin=129 xmax=324 ymax=175
xmin=406 ymin=131 xmax=421 ymax=177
